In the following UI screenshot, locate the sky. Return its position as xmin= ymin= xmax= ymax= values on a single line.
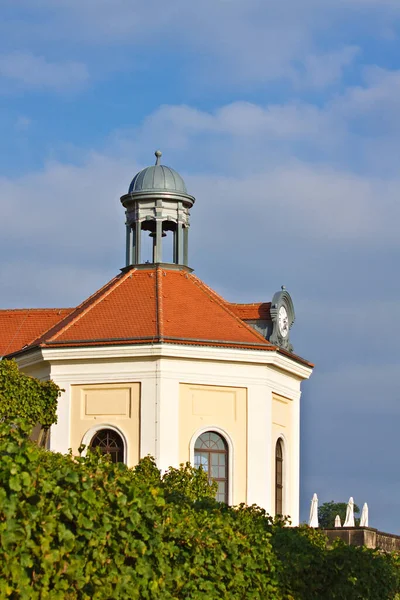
xmin=1 ymin=0 xmax=400 ymax=532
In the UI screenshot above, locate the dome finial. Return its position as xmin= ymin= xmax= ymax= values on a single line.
xmin=155 ymin=149 xmax=162 ymax=165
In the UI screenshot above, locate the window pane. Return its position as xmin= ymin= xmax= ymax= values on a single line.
xmin=194 ymin=451 xmax=209 ymax=472
xmin=194 ymin=431 xmax=226 ymax=450
xmin=211 ymin=453 xmax=219 ymax=466
xmin=194 ymin=433 xmax=206 ymax=449
xmin=217 ymin=481 xmax=226 ymax=502
xmin=275 ymin=439 xmax=284 ymax=514
xmin=276 ymin=440 xmax=283 ymax=458
xmin=276 ymin=488 xmax=283 ymax=514
xmin=211 ymin=465 xmax=219 ymax=478
xmin=210 ymin=433 xmax=224 ymax=449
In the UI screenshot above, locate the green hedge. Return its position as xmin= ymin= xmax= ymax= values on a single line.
xmin=0 ymin=420 xmax=399 ymax=599
xmin=0 ymin=360 xmax=61 ymax=446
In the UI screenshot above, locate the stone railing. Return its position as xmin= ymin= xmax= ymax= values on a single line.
xmin=323 ymin=527 xmax=400 ymax=552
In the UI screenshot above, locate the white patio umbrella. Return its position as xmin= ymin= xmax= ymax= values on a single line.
xmin=360 ymin=503 xmax=369 ymax=527
xmin=334 ymin=514 xmax=342 ymax=528
xmin=308 ymin=493 xmax=319 ymax=528
xmin=343 ymin=497 xmax=355 ymax=527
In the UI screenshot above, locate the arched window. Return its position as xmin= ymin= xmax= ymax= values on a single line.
xmin=90 ymin=428 xmax=124 ymax=463
xmin=275 ymin=439 xmax=283 ymax=515
xmin=194 ymin=431 xmax=228 ymax=503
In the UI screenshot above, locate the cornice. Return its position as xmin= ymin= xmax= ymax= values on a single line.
xmin=14 ymin=349 xmax=46 ymax=369
xmin=34 ymin=343 xmax=313 ymax=380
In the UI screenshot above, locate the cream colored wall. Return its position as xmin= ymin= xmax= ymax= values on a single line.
xmin=271 ymin=392 xmax=297 ymax=518
xmin=179 ymin=383 xmax=247 ymax=505
xmin=70 ymin=382 xmax=140 ymax=466
xmin=44 ymin=356 xmax=159 ymax=459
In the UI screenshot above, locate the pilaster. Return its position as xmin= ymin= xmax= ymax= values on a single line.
xmin=156 ymin=361 xmax=180 ymax=473
xmin=139 ymin=373 xmax=158 ymax=459
xmin=247 ymin=384 xmax=272 ymax=510
xmin=49 ymin=383 xmax=71 ymax=454
xmin=290 ymin=392 xmax=301 ymax=525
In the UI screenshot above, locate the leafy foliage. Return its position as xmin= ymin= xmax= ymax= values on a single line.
xmin=0 ymin=420 xmax=399 ymax=599
xmin=272 ymin=523 xmax=400 ymax=599
xmin=0 ymin=359 xmax=61 ymax=446
xmin=319 ymin=500 xmax=360 ymax=528
xmin=0 ymin=421 xmax=280 ymax=599
xmin=162 ymin=460 xmax=218 ymax=503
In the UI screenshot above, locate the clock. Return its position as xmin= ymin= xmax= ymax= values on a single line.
xmin=269 ymin=287 xmax=295 ymax=352
xmin=278 ymin=306 xmax=289 ymax=338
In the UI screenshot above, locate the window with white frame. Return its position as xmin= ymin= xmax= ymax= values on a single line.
xmin=90 ymin=428 xmax=124 ymax=463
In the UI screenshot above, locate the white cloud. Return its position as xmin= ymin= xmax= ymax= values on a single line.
xmin=136 ymin=65 xmax=400 ymax=177
xmin=0 ymin=0 xmax=392 ymax=89
xmin=0 ymin=52 xmax=88 ymax=91
xmin=296 ymin=46 xmax=360 ymax=89
xmin=0 ymin=261 xmax=111 ymax=309
xmin=141 ymin=101 xmax=338 ymax=145
xmin=338 ymin=67 xmax=400 ymax=118
xmin=188 ymin=165 xmax=400 ymax=248
xmin=0 ymin=152 xmax=130 ymax=253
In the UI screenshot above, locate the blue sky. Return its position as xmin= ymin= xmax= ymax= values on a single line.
xmin=1 ymin=0 xmax=400 ymax=531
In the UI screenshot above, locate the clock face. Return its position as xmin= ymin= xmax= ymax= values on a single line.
xmin=278 ymin=306 xmax=289 ymax=338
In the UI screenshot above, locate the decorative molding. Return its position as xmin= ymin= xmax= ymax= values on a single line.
xmin=32 ymin=343 xmax=312 ymax=380
xmin=50 ymin=371 xmax=158 ymax=384
xmin=49 ymin=369 xmax=301 ymax=403
xmin=13 ymin=349 xmax=45 ymax=369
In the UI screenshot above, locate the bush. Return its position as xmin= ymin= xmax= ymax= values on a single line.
xmin=272 ymin=523 xmax=400 ymax=599
xmin=0 ymin=420 xmax=399 ymax=599
xmin=0 ymin=359 xmax=61 ymax=446
xmin=0 ymin=421 xmax=280 ymax=599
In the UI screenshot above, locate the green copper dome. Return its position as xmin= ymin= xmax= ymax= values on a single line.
xmin=128 ymin=150 xmax=188 ymax=194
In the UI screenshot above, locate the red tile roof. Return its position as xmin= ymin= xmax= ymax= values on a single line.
xmin=0 ymin=308 xmax=73 ymax=356
xmin=30 ymin=266 xmax=275 ymax=351
xmin=2 ymin=266 xmax=275 ymax=354
xmin=1 ymin=266 xmax=311 ymax=367
xmin=228 ymin=302 xmax=271 ymax=320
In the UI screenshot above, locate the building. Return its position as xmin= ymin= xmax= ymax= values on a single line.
xmin=0 ymin=151 xmax=313 ymax=523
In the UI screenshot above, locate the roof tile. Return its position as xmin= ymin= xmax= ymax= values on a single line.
xmin=9 ymin=266 xmax=275 ymax=352
xmin=3 ymin=267 xmax=291 ymax=357
xmin=0 ymin=308 xmax=73 ymax=356
xmin=228 ymin=302 xmax=271 ymax=320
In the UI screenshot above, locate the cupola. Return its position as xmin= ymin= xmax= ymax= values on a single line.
xmin=121 ymin=151 xmax=195 ymax=267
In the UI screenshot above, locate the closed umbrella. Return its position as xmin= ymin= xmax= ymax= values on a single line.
xmin=343 ymin=497 xmax=355 ymax=527
xmin=308 ymin=493 xmax=319 ymax=528
xmin=360 ymin=503 xmax=369 ymax=527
